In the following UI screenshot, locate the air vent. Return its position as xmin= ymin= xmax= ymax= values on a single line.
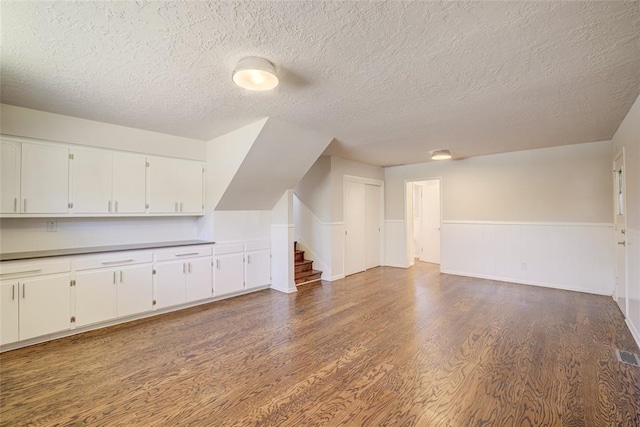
xmin=616 ymin=349 xmax=640 ymax=367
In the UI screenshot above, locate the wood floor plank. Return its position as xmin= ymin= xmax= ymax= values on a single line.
xmin=1 ymin=262 xmax=639 ymax=426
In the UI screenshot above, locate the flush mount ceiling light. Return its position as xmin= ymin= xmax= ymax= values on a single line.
xmin=431 ymin=149 xmax=452 ymax=160
xmin=232 ymin=57 xmax=279 ymax=91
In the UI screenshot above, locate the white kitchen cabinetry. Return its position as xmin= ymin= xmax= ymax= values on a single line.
xmin=153 ymin=245 xmax=212 ymax=309
xmin=148 ymin=156 xmax=204 ymax=214
xmin=245 ymin=242 xmax=271 ymax=291
xmin=213 ymin=244 xmax=245 ymax=297
xmin=0 ymin=259 xmax=71 ymax=344
xmin=1 ymin=140 xmax=21 ymax=214
xmin=74 ymin=252 xmax=153 ymax=327
xmin=70 ymin=148 xmax=147 ymax=214
xmin=21 ymin=142 xmax=70 ymax=214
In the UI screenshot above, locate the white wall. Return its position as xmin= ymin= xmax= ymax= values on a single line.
xmin=1 ymin=104 xmax=205 ymax=160
xmin=0 ymin=105 xmax=207 ymax=251
xmin=384 ymin=141 xmax=614 ymax=295
xmin=611 ymin=94 xmax=640 ymax=346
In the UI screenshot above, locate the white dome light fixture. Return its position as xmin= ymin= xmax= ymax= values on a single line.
xmin=431 ymin=149 xmax=452 ymax=160
xmin=232 ymin=57 xmax=279 ymax=91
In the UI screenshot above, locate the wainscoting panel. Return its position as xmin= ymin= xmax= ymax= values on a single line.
xmin=441 ymin=221 xmax=614 ymax=296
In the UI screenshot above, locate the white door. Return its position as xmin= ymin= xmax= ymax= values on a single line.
xmin=413 ymin=184 xmax=422 ymax=258
xmin=19 ymin=275 xmax=71 ymax=340
xmin=117 ymin=264 xmax=153 ymax=317
xmin=21 ymin=143 xmax=69 ymax=214
xmin=112 ymin=152 xmax=146 ymax=214
xmin=71 ymin=148 xmax=113 ymax=214
xmin=154 ymin=261 xmax=186 ymax=309
xmin=185 ymin=257 xmax=212 ymax=302
xmin=344 ymin=181 xmax=366 ymax=276
xmin=614 ymin=151 xmax=627 ymax=316
xmin=0 ymin=280 xmax=19 ymax=345
xmin=178 ymin=160 xmax=204 ymax=214
xmin=1 ymin=140 xmax=21 ymax=214
xmin=75 ymin=269 xmax=118 ymax=327
xmin=365 ymin=184 xmax=381 ymax=269
xmin=420 ymin=180 xmax=441 ymax=264
xmin=245 ymin=249 xmax=271 ymax=290
xmin=147 ymin=156 xmax=178 ymax=213
xmin=213 ymin=253 xmax=244 ymax=296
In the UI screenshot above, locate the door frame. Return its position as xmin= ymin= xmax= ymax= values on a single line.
xmin=343 ymin=175 xmax=384 ymax=276
xmin=404 ymin=177 xmax=443 ymax=269
xmin=613 ymin=147 xmax=628 ymax=315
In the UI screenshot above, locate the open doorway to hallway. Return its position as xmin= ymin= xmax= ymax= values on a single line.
xmin=406 ymin=179 xmax=441 ymax=267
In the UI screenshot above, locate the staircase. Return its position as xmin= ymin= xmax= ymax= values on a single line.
xmin=294 ymin=242 xmax=322 ymax=285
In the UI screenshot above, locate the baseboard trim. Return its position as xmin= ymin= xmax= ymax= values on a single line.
xmin=440 ymin=269 xmax=612 ymax=296
xmin=627 ymin=319 xmax=640 ymax=350
xmin=383 ymin=263 xmax=408 ymax=269
xmin=329 ymin=274 xmax=345 ymax=281
xmin=270 ymin=284 xmax=297 ymax=294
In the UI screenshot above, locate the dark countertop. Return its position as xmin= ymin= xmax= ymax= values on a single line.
xmin=0 ymin=240 xmax=215 ymax=262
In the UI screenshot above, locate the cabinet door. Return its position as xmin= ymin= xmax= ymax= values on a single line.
xmin=1 ymin=140 xmax=21 ymax=214
xmin=75 ymin=269 xmax=118 ymax=327
xmin=0 ymin=281 xmax=19 ymax=345
xmin=245 ymin=250 xmax=271 ymax=290
xmin=213 ymin=253 xmax=244 ymax=297
xmin=21 ymin=143 xmax=69 ymax=214
xmin=112 ymin=152 xmax=146 ymax=214
xmin=147 ymin=156 xmax=177 ymax=213
xmin=185 ymin=257 xmax=212 ymax=302
xmin=154 ymin=261 xmax=186 ymax=309
xmin=70 ymin=148 xmax=113 ymax=214
xmin=177 ymin=160 xmax=204 ymax=214
xmin=117 ymin=264 xmax=152 ymax=317
xmin=19 ymin=275 xmax=71 ymax=340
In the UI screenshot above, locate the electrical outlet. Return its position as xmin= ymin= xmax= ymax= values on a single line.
xmin=521 ymin=262 xmax=527 ymax=270
xmin=46 ymin=221 xmax=57 ymax=232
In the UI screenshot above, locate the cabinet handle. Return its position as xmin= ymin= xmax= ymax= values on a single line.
xmin=120 ymin=270 xmax=123 ymax=283
xmin=113 ymin=271 xmax=116 ymax=284
xmin=188 ymin=262 xmax=192 ymax=273
xmin=247 ymin=255 xmax=251 ymax=264
xmin=180 ymin=202 xmax=184 ymax=212
xmin=175 ymin=252 xmax=198 ymax=257
xmin=175 ymin=202 xmax=179 ymax=212
xmin=13 ymin=198 xmax=17 ymax=213
xmin=115 ymin=201 xmax=118 ymax=212
xmin=22 ymin=283 xmax=25 ymax=299
xmin=23 ymin=198 xmax=27 ymax=213
xmin=216 ymin=259 xmax=220 ymax=269
xmin=183 ymin=263 xmax=186 ymax=274
xmin=108 ymin=200 xmax=112 ymax=212
xmin=101 ymin=259 xmax=134 ymax=265
xmin=12 ymin=284 xmax=15 ymax=300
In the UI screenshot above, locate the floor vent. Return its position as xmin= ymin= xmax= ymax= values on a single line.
xmin=616 ymin=349 xmax=640 ymax=367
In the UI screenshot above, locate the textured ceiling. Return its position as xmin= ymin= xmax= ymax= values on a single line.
xmin=1 ymin=1 xmax=639 ymax=166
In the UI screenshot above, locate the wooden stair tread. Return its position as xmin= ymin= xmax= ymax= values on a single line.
xmin=295 ymin=270 xmax=322 ymax=284
xmin=296 ymin=269 xmax=322 ymax=279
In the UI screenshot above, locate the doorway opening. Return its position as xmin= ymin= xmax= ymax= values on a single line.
xmin=406 ymin=179 xmax=441 ymax=268
xmin=614 ymin=148 xmax=627 ymax=316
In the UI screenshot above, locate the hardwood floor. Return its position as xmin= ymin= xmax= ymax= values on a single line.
xmin=1 ymin=262 xmax=639 ymax=426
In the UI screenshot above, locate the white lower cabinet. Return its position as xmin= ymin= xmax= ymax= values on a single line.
xmin=214 ymin=251 xmax=245 ymax=297
xmin=245 ymin=249 xmax=271 ymax=291
xmin=75 ymin=264 xmax=152 ymax=327
xmin=0 ymin=267 xmax=71 ymax=345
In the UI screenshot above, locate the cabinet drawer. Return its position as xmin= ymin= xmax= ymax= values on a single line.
xmin=212 ymin=244 xmax=244 ymax=256
xmin=245 ymin=239 xmax=270 ymax=252
xmin=75 ymin=251 xmax=152 ymax=271
xmin=0 ymin=259 xmax=71 ymax=278
xmin=153 ymin=245 xmax=212 ymax=262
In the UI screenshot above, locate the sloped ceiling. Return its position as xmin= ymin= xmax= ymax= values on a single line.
xmin=1 ymin=1 xmax=639 ymax=166
xmin=215 ymin=118 xmax=333 ymax=210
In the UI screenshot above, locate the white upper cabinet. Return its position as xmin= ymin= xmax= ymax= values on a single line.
xmin=1 ymin=140 xmax=21 ymax=214
xmin=21 ymin=142 xmax=69 ymax=214
xmin=112 ymin=152 xmax=146 ymax=214
xmin=70 ymin=148 xmax=146 ymax=214
xmin=70 ymin=148 xmax=113 ymax=214
xmin=148 ymin=156 xmax=204 ymax=214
